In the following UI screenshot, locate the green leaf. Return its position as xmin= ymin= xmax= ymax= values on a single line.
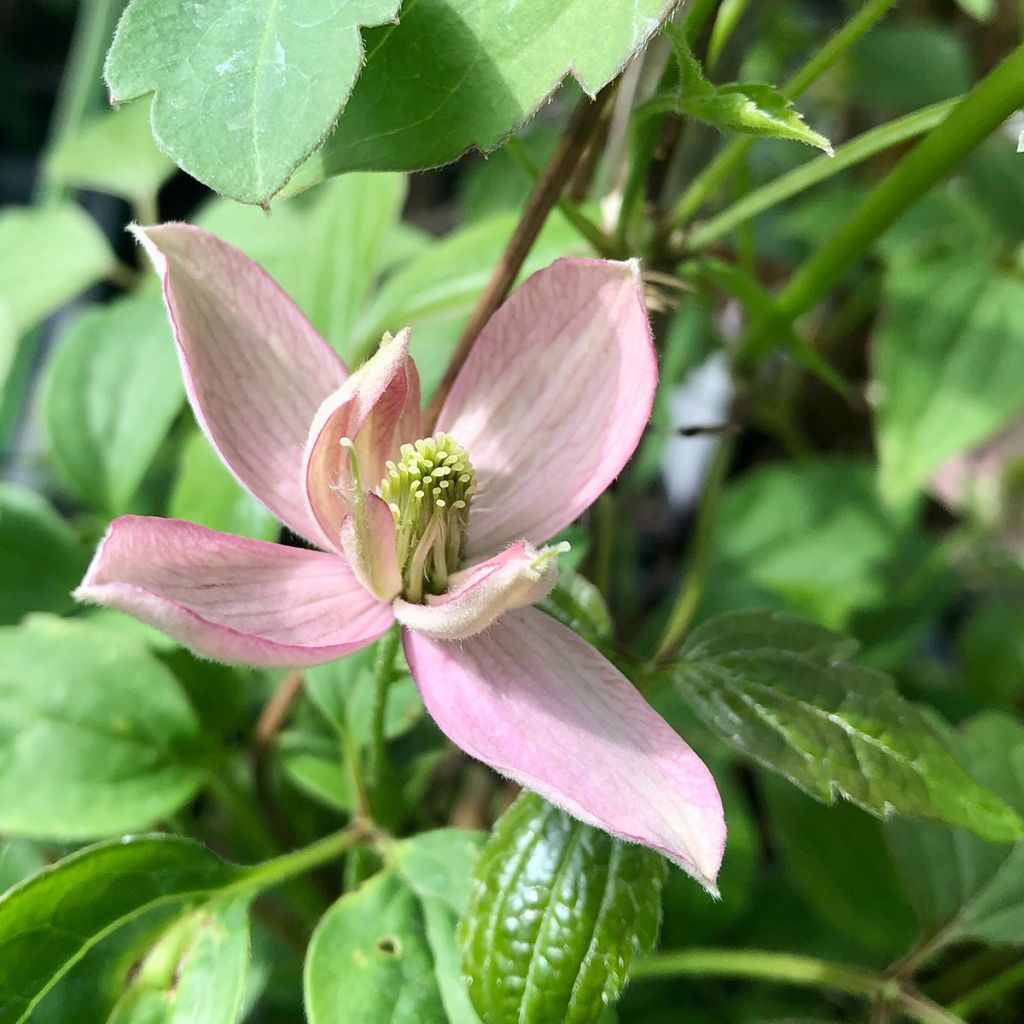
xmin=0 ymin=204 xmax=112 ymax=336
xmin=683 ymin=83 xmax=833 ymax=153
xmin=106 ymin=898 xmax=251 ymax=1024
xmin=0 ymin=484 xmax=89 ymax=624
xmin=953 ymin=0 xmax=996 ymax=18
xmin=0 ymin=842 xmax=45 ymax=896
xmin=708 ymin=459 xmax=916 ymax=628
xmin=887 ymin=714 xmax=1024 ymax=947
xmin=284 ymin=0 xmax=677 ymax=195
xmin=43 ymin=101 xmax=175 ymax=206
xmin=0 ymin=836 xmax=242 ymax=1024
xmin=762 ymin=777 xmax=918 ymax=956
xmin=670 ymin=32 xmax=830 ymax=153
xmin=874 ymin=258 xmax=1024 ymax=507
xmin=674 ymin=610 xmax=1024 ymax=842
xmin=459 ymin=792 xmax=666 ymax=1024
xmin=105 ymin=0 xmax=403 ymax=204
xmin=305 ymin=873 xmax=446 ymax=1023
xmin=169 ymin=429 xmax=279 ymax=541
xmin=43 ymin=293 xmax=184 ymax=514
xmin=0 ymin=616 xmax=205 ymax=839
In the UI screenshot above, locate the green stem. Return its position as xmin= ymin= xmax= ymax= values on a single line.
xmin=366 ymin=625 xmax=401 ymax=793
xmin=950 ymin=959 xmax=1024 ymax=1018
xmin=631 ymin=950 xmax=965 ymax=1024
xmin=504 ymin=138 xmax=611 ymax=255
xmin=687 ymin=97 xmax=959 ymax=251
xmin=652 ymin=436 xmax=734 ymax=662
xmin=739 ymin=42 xmax=1024 ymax=361
xmin=238 ymin=826 xmax=362 ymax=895
xmin=668 ymin=0 xmax=899 ymax=229
xmin=683 ymin=0 xmax=722 ymax=44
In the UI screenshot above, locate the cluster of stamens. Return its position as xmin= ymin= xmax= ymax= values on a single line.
xmin=377 ymin=433 xmax=476 ymax=602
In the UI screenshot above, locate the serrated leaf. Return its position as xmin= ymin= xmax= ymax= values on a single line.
xmin=107 ymin=898 xmax=251 ymax=1024
xmin=683 ymin=83 xmax=833 ymax=153
xmin=0 ymin=484 xmax=89 ymax=624
xmin=0 ymin=836 xmax=242 ymax=1024
xmin=44 ymin=101 xmax=175 ymax=206
xmin=674 ymin=611 xmax=1023 ymax=842
xmin=169 ymin=429 xmax=279 ymax=541
xmin=105 ymin=0 xmax=403 ymax=204
xmin=43 ymin=292 xmax=184 ymax=514
xmin=0 ymin=204 xmax=112 ymax=337
xmin=873 ymin=257 xmax=1024 ymax=507
xmin=0 ymin=616 xmax=205 ymax=839
xmin=284 ymin=0 xmax=677 ymax=196
xmin=887 ymin=715 xmax=1024 ymax=947
xmin=459 ymin=792 xmax=666 ymax=1024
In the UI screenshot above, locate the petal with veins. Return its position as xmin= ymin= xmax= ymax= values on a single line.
xmin=340 ymin=493 xmax=402 ymax=602
xmin=304 ymin=329 xmax=420 ymax=550
xmin=75 ymin=516 xmax=394 ymax=666
xmin=403 ymin=607 xmax=725 ymax=889
xmin=135 ymin=224 xmax=348 ymax=548
xmin=436 ymin=259 xmax=656 ymax=558
xmin=394 ymin=541 xmax=557 ymax=640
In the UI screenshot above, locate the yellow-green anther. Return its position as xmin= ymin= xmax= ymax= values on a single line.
xmin=377 ymin=433 xmax=476 ymax=602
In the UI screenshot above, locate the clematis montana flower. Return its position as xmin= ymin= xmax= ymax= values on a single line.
xmin=75 ymin=224 xmax=726 ymax=890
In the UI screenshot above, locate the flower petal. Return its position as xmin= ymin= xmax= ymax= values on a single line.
xmin=436 ymin=259 xmax=656 ymax=558
xmin=75 ymin=516 xmax=394 ymax=666
xmin=393 ymin=541 xmax=557 ymax=640
xmin=303 ymin=329 xmax=420 ymax=550
xmin=340 ymin=493 xmax=402 ymax=602
xmin=135 ymin=223 xmax=348 ymax=548
xmin=403 ymin=607 xmax=725 ymax=889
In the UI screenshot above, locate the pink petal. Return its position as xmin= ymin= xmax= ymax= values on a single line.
xmin=394 ymin=541 xmax=557 ymax=640
xmin=303 ymin=329 xmax=420 ymax=551
xmin=436 ymin=259 xmax=656 ymax=558
xmin=403 ymin=607 xmax=725 ymax=890
xmin=75 ymin=516 xmax=394 ymax=667
xmin=135 ymin=224 xmax=349 ymax=548
xmin=340 ymin=493 xmax=402 ymax=602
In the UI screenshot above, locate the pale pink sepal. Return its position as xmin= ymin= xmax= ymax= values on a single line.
xmin=303 ymin=329 xmax=419 ymax=551
xmin=393 ymin=541 xmax=557 ymax=641
xmin=403 ymin=607 xmax=726 ymax=890
xmin=134 ymin=224 xmax=348 ymax=549
xmin=74 ymin=516 xmax=394 ymax=667
xmin=436 ymin=259 xmax=657 ymax=558
xmin=340 ymin=493 xmax=402 ymax=602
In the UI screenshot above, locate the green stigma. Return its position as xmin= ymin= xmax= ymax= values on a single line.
xmin=378 ymin=433 xmax=476 ymax=602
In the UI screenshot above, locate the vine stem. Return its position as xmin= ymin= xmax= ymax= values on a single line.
xmin=630 ymin=950 xmax=966 ymax=1024
xmin=235 ymin=825 xmax=368 ymax=896
xmin=667 ymin=0 xmax=900 ymax=231
xmin=423 ymin=85 xmax=614 ymax=430
xmin=366 ymin=625 xmax=402 ymax=797
xmin=737 ymin=40 xmax=1024 ymax=362
xmin=252 ymin=669 xmax=305 ymax=850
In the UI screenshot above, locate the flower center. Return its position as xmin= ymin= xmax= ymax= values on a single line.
xmin=377 ymin=433 xmax=476 ymax=602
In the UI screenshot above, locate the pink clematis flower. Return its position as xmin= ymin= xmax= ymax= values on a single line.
xmin=75 ymin=224 xmax=726 ymax=890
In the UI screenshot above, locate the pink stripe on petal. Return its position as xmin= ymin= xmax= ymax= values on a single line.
xmin=303 ymin=329 xmax=420 ymax=551
xmin=75 ymin=516 xmax=393 ymax=667
xmin=394 ymin=541 xmax=556 ymax=640
xmin=436 ymin=259 xmax=656 ymax=558
xmin=135 ymin=224 xmax=349 ymax=548
xmin=403 ymin=607 xmax=725 ymax=890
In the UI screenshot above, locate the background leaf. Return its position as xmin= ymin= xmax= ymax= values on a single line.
xmin=459 ymin=792 xmax=666 ymax=1024
xmin=0 ymin=616 xmax=205 ymax=839
xmin=43 ymin=293 xmax=183 ymax=515
xmin=105 ymin=0 xmax=403 ymax=204
xmin=0 ymin=484 xmax=89 ymax=624
xmin=675 ymin=611 xmax=1023 ymax=841
xmin=284 ymin=0 xmax=676 ymax=195
xmin=0 ymin=836 xmax=242 ymax=1024
xmin=887 ymin=714 xmax=1024 ymax=947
